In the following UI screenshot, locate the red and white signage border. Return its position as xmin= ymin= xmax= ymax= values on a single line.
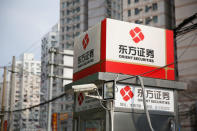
xmin=73 ymin=19 xmax=175 ymax=81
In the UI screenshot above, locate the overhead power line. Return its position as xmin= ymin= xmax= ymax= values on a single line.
xmin=3 ymin=33 xmax=196 ymax=113
xmin=3 ymin=92 xmax=67 ymax=113
xmin=175 ymin=13 xmax=197 ymax=32
xmin=178 ymin=33 xmax=197 ymax=59
xmin=2 ymin=13 xmax=197 ymax=114
xmin=176 ymin=23 xmax=197 ymax=37
xmin=3 ymin=23 xmax=59 ymax=68
xmin=177 ymin=32 xmax=197 ymax=43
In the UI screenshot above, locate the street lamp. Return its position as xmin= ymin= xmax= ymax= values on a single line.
xmin=103 ymin=81 xmax=115 ymax=100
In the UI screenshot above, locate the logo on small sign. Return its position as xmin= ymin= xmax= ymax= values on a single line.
xmin=120 ymin=86 xmax=134 ymax=101
xmin=82 ymin=34 xmax=89 ymax=50
xmin=78 ymin=93 xmax=84 ymax=106
xmin=129 ymin=27 xmax=144 ymax=43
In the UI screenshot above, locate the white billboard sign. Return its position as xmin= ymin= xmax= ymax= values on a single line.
xmin=73 ymin=23 xmax=101 ymax=73
xmin=115 ymin=84 xmax=174 ymax=112
xmin=106 ymin=19 xmax=166 ymax=67
xmin=73 ymin=18 xmax=174 ymax=81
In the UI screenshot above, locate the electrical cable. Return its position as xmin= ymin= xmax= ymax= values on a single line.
xmin=177 ymin=33 xmax=197 ymax=59
xmin=1 ymin=40 xmax=192 ymax=114
xmin=117 ymin=33 xmax=197 ymax=83
xmin=176 ymin=23 xmax=197 ymax=36
xmin=2 ymin=23 xmax=59 ymax=68
xmin=177 ymin=32 xmax=197 ymax=43
xmin=96 ymin=88 xmax=110 ymax=111
xmin=0 ymin=42 xmax=191 ymax=114
xmin=2 ymin=17 xmax=197 ymax=114
xmin=117 ymin=62 xmax=174 ymax=82
xmin=15 ymin=67 xmax=41 ymax=77
xmin=1 ymin=92 xmax=67 ymax=113
xmin=137 ymin=76 xmax=154 ymax=131
xmin=110 ymin=74 xmax=118 ymax=131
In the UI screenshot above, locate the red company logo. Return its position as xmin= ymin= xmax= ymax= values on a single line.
xmin=129 ymin=27 xmax=144 ymax=43
xmin=120 ymin=86 xmax=134 ymax=101
xmin=78 ymin=93 xmax=84 ymax=106
xmin=82 ymin=34 xmax=89 ymax=50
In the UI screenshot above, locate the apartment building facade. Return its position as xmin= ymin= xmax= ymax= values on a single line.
xmin=174 ymin=0 xmax=197 ymax=131
xmin=60 ymin=0 xmax=123 ymax=50
xmin=60 ymin=0 xmax=88 ymax=50
xmin=88 ymin=0 xmax=123 ymax=28
xmin=40 ymin=23 xmax=74 ymax=130
xmin=123 ymin=0 xmax=175 ymax=29
xmin=40 ymin=24 xmax=60 ymax=129
xmin=12 ymin=53 xmax=41 ymax=131
xmin=59 ymin=0 xmax=123 ymax=130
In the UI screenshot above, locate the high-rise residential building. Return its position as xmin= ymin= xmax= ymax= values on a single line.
xmin=59 ymin=0 xmax=197 ymax=131
xmin=60 ymin=0 xmax=88 ymax=50
xmin=56 ymin=49 xmax=73 ymax=131
xmin=59 ymin=0 xmax=122 ymax=131
xmin=60 ymin=0 xmax=123 ymax=50
xmin=174 ymin=0 xmax=197 ymax=131
xmin=40 ymin=24 xmax=60 ymax=130
xmin=88 ymin=0 xmax=123 ymax=28
xmin=40 ymin=23 xmax=73 ymax=130
xmin=123 ymin=0 xmax=175 ymax=29
xmin=13 ymin=53 xmax=41 ymax=131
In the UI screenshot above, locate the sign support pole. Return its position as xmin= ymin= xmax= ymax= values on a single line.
xmin=1 ymin=67 xmax=7 ymax=131
xmin=47 ymin=48 xmax=55 ymax=131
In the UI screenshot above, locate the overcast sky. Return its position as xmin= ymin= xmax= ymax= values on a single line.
xmin=0 ymin=0 xmax=59 ymax=77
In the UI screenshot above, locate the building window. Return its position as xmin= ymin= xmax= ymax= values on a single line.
xmin=75 ymin=32 xmax=80 ymax=37
xmin=76 ymin=23 xmax=80 ymax=29
xmin=76 ymin=7 xmax=80 ymax=12
xmin=75 ymin=15 xmax=80 ymax=21
xmin=67 ymin=2 xmax=71 ymax=7
xmin=62 ymin=44 xmax=64 ymax=49
xmin=66 ymin=26 xmax=71 ymax=31
xmin=61 ymin=105 xmax=64 ymax=110
xmin=134 ymin=0 xmax=139 ymax=3
xmin=153 ymin=16 xmax=158 ymax=23
xmin=51 ymin=35 xmax=55 ymax=39
xmin=62 ymin=2 xmax=66 ymax=8
xmin=61 ymin=19 xmax=64 ymax=25
xmin=135 ymin=20 xmax=143 ymax=24
xmin=62 ymin=27 xmax=64 ymax=32
xmin=145 ymin=17 xmax=152 ymax=25
xmin=62 ymin=35 xmax=64 ymax=40
xmin=67 ymin=10 xmax=70 ymax=15
xmin=128 ymin=10 xmax=131 ymax=17
xmin=61 ymin=11 xmax=65 ymax=16
xmin=67 ymin=18 xmax=72 ymax=23
xmin=145 ymin=5 xmax=151 ymax=12
xmin=152 ymin=3 xmax=158 ymax=11
xmin=134 ymin=8 xmax=140 ymax=15
xmin=128 ymin=0 xmax=131 ymax=4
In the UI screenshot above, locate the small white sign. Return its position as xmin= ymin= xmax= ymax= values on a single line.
xmin=75 ymin=93 xmax=100 ymax=112
xmin=73 ymin=23 xmax=101 ymax=73
xmin=115 ymin=84 xmax=174 ymax=112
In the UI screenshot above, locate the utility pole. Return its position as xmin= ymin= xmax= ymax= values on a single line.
xmin=47 ymin=48 xmax=55 ymax=131
xmin=1 ymin=67 xmax=7 ymax=131
xmin=8 ymin=56 xmax=16 ymax=131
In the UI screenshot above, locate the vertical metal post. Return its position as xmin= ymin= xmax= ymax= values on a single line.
xmin=110 ymin=101 xmax=114 ymax=131
xmin=1 ymin=67 xmax=7 ymax=131
xmin=174 ymin=33 xmax=179 ymax=81
xmin=8 ymin=56 xmax=15 ymax=131
xmin=47 ymin=48 xmax=55 ymax=131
